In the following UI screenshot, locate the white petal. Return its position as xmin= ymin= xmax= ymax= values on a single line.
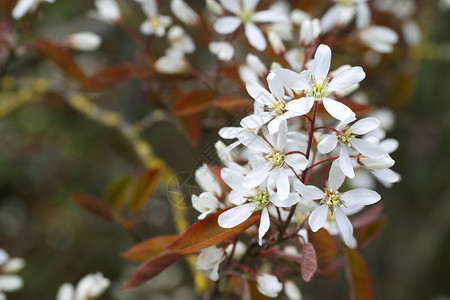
xmin=350 ymin=138 xmax=386 ymax=159
xmin=285 ymin=153 xmax=308 ymax=170
xmin=334 ymin=207 xmax=353 ymax=245
xmin=245 ymin=23 xmax=266 ymax=51
xmin=328 ymin=67 xmax=366 ymax=92
xmin=244 ymin=164 xmax=272 ymax=187
xmin=258 ymin=207 xmax=270 ymax=245
xmin=241 ymin=112 xmax=272 ymax=129
xmin=309 ymin=44 xmax=331 ymax=81
xmin=339 ymin=147 xmax=355 ymax=178
xmin=272 ymin=68 xmax=310 ymax=90
xmin=270 ymin=193 xmax=300 ymax=207
xmin=0 ymin=275 xmax=23 ymax=292
xmin=328 ymin=159 xmax=345 ymax=190
xmin=379 ymin=138 xmax=399 ymax=153
xmin=356 ymin=2 xmax=370 ymax=29
xmin=220 ymin=168 xmax=245 ymax=191
xmin=243 ymin=0 xmax=259 ymax=11
xmin=275 ymin=168 xmax=290 ymax=200
xmin=372 ymin=169 xmax=401 ymax=183
xmin=141 ymin=0 xmax=157 ymax=17
xmin=341 ymin=188 xmax=381 ymax=206
xmin=285 ymin=97 xmax=314 ymax=115
xmin=268 ymin=116 xmax=283 ymax=135
xmin=317 ymin=135 xmax=338 ymax=154
xmin=323 ymin=98 xmax=355 ymax=121
xmin=276 ymin=119 xmax=287 ymax=149
xmin=320 ymin=5 xmax=341 ymax=33
xmin=309 ymin=205 xmax=328 ymax=232
xmin=237 ymin=130 xmax=270 ymax=152
xmin=253 ymin=10 xmax=286 ymax=23
xmin=214 ymin=16 xmax=241 ymax=34
xmin=229 ymin=190 xmax=248 ymax=205
xmin=219 ymin=0 xmax=240 ymax=14
xmin=218 ymin=126 xmax=242 ymax=139
xmin=218 ymin=203 xmax=256 ymax=228
xmin=246 ymin=80 xmax=275 ymax=105
xmin=0 ymin=249 xmax=8 ymax=266
xmin=56 ymin=283 xmax=75 ymax=300
xmin=267 ymin=73 xmax=284 ymax=100
xmin=294 ymin=181 xmax=323 ymax=200
xmin=12 ymin=0 xmax=35 ymax=19
xmin=349 ymin=117 xmax=380 ymax=135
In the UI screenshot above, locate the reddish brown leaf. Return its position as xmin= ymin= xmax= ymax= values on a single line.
xmin=172 ymin=90 xmax=214 ymax=116
xmin=82 ymin=64 xmax=136 ymax=92
xmin=301 ymin=242 xmax=317 ymax=282
xmin=212 ymin=96 xmax=252 ymax=112
xmin=308 ymin=228 xmax=337 ymax=273
xmin=104 ymin=176 xmax=133 ymax=210
xmin=179 ymin=114 xmax=202 ymax=146
xmin=167 ymin=209 xmax=260 ymax=254
xmin=122 ymin=235 xmax=179 ymax=262
xmin=354 ymin=217 xmax=387 ymax=249
xmin=351 ymin=203 xmax=384 ymax=229
xmin=129 ymin=168 xmax=161 ymax=213
xmin=344 ymin=248 xmax=373 ymax=300
xmin=71 ymin=194 xmax=115 ymax=221
xmin=33 ymin=39 xmax=86 ymax=82
xmin=124 ymin=252 xmax=185 ymax=289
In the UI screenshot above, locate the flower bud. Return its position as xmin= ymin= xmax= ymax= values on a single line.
xmin=268 ymin=31 xmax=285 ymax=56
xmin=256 ymin=273 xmax=283 ymax=298
xmin=92 ymin=0 xmax=121 ymax=23
xmin=300 ymin=18 xmax=321 ymax=46
xmin=155 ymin=49 xmax=188 ymax=74
xmin=359 ymin=26 xmax=398 ymax=53
xmin=195 ymin=164 xmax=222 ymax=197
xmin=75 ymin=273 xmax=110 ymax=299
xmin=206 ymin=0 xmax=224 ymax=16
xmin=225 ymin=241 xmax=247 ymax=260
xmin=196 ymin=246 xmax=225 ymax=281
xmin=284 ymin=280 xmax=302 ymax=300
xmin=64 ymin=32 xmax=102 ymax=52
xmin=170 ymin=0 xmax=199 ymax=26
xmin=168 ymin=26 xmax=195 ymax=54
xmin=191 ymin=192 xmax=221 ymax=219
xmin=246 ymin=54 xmax=267 ymax=77
xmin=209 ymin=41 xmax=234 ymax=61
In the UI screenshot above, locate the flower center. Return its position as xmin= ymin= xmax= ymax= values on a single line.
xmin=337 ymin=0 xmax=354 ymax=6
xmin=239 ymin=10 xmax=253 ymax=23
xmin=149 ymin=16 xmax=161 ymax=28
xmin=337 ymin=128 xmax=356 ymax=146
xmin=306 ymin=75 xmax=331 ymax=100
xmin=265 ymin=149 xmax=285 ymax=167
xmin=247 ymin=187 xmax=270 ymax=210
xmin=323 ymin=188 xmax=344 ymax=213
xmin=267 ymin=99 xmax=286 ymax=116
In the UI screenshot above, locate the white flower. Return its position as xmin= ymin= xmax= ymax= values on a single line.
xmin=237 ymin=54 xmax=268 ymax=84
xmin=218 ymin=167 xmax=300 ymax=245
xmin=274 ymin=44 xmax=365 ymax=122
xmin=196 ymin=246 xmax=225 ymax=281
xmin=321 ymin=0 xmax=370 ymax=33
xmin=299 ymin=18 xmax=321 ymax=46
xmin=138 ymin=0 xmax=172 ymax=37
xmin=359 ymin=26 xmax=399 ymax=53
xmin=0 ymin=249 xmax=25 ymax=300
xmin=237 ymin=127 xmax=308 ymax=200
xmin=268 ymin=31 xmax=285 ymax=55
xmin=170 ymin=0 xmax=199 ymax=25
xmin=91 ymin=0 xmax=121 ymax=24
xmin=209 ymin=41 xmax=234 ymax=61
xmin=64 ymin=32 xmax=102 ymax=52
xmin=213 ymin=0 xmax=286 ymax=51
xmin=284 ymin=280 xmax=302 ymax=300
xmin=154 ymin=49 xmax=188 ymax=74
xmin=256 ymin=273 xmax=283 ymax=298
xmin=192 ymin=192 xmax=221 ymax=219
xmin=56 ymin=273 xmax=110 ymax=300
xmin=12 ymin=0 xmax=54 ymax=20
xmin=317 ymin=117 xmax=387 ymax=178
xmin=167 ymin=26 xmax=195 ymax=54
xmin=195 ymin=164 xmax=222 ymax=197
xmin=294 ymin=161 xmax=381 ymax=245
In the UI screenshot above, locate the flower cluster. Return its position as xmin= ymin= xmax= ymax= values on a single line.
xmin=0 ymin=249 xmax=25 ymax=300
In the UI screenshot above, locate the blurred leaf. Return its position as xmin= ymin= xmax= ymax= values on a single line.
xmin=82 ymin=64 xmax=136 ymax=92
xmin=104 ymin=176 xmax=133 ymax=210
xmin=354 ymin=217 xmax=387 ymax=249
xmin=179 ymin=114 xmax=202 ymax=146
xmin=124 ymin=252 xmax=185 ymax=289
xmin=167 ymin=209 xmax=260 ymax=254
xmin=351 ymin=203 xmax=384 ymax=229
xmin=172 ymin=90 xmax=214 ymax=116
xmin=301 ymin=242 xmax=317 ymax=282
xmin=33 ymin=39 xmax=86 ymax=82
xmin=308 ymin=228 xmax=337 ymax=274
xmin=129 ymin=168 xmax=161 ymax=213
xmin=212 ymin=96 xmax=252 ymax=112
xmin=389 ymin=72 xmax=416 ymax=109
xmin=122 ymin=235 xmax=179 ymax=262
xmin=1 ymin=0 xmax=15 ymax=15
xmin=71 ymin=194 xmax=115 ymax=221
xmin=344 ymin=248 xmax=373 ymax=300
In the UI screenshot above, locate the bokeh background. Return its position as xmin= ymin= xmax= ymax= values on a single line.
xmin=0 ymin=0 xmax=449 ymax=299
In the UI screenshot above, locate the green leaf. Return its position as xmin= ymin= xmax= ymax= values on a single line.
xmin=104 ymin=176 xmax=133 ymax=210
xmin=129 ymin=168 xmax=161 ymax=213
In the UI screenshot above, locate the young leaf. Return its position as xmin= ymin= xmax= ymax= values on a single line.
xmin=344 ymin=248 xmax=373 ymax=300
xmin=82 ymin=64 xmax=136 ymax=92
xmin=122 ymin=235 xmax=179 ymax=262
xmin=179 ymin=114 xmax=202 ymax=146
xmin=71 ymin=194 xmax=115 ymax=221
xmin=172 ymin=90 xmax=214 ymax=116
xmin=167 ymin=209 xmax=260 ymax=254
xmin=308 ymin=228 xmax=337 ymax=273
xmin=212 ymin=96 xmax=253 ymax=113
xmin=301 ymin=242 xmax=317 ymax=282
xmin=129 ymin=168 xmax=161 ymax=213
xmin=351 ymin=203 xmax=384 ymax=229
xmin=104 ymin=176 xmax=133 ymax=210
xmin=124 ymin=252 xmax=185 ymax=289
xmin=354 ymin=218 xmax=387 ymax=249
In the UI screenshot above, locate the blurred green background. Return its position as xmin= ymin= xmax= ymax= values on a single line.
xmin=0 ymin=1 xmax=449 ymax=299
